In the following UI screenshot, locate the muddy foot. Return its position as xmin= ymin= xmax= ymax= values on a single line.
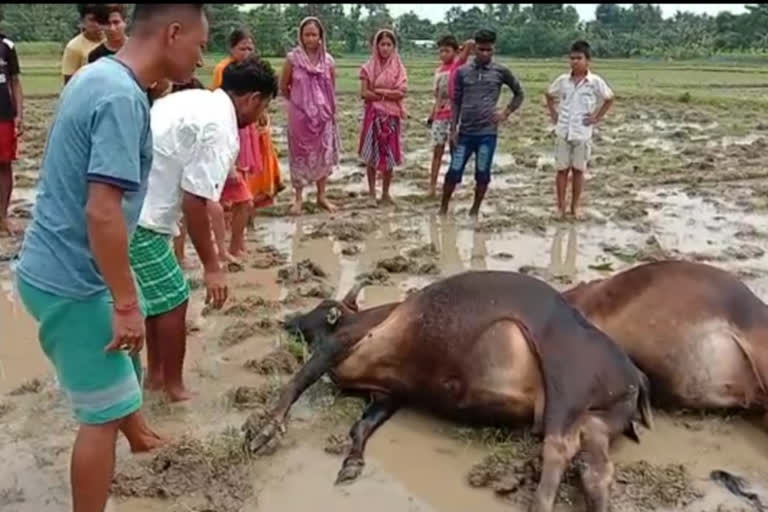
xmin=243 ymin=416 xmax=285 ymax=454
xmin=468 ymin=208 xmax=479 ymax=218
xmin=219 ymin=251 xmax=240 ymax=266
xmin=366 ymin=197 xmax=378 ymax=208
xmin=380 ymin=196 xmax=396 ymax=207
xmin=335 ymin=456 xmax=365 ymax=485
xmin=317 ymin=198 xmax=337 ymax=213
xmin=289 ymin=202 xmax=303 ymax=216
xmin=166 ymin=386 xmax=198 ymax=403
xmin=144 ymin=378 xmax=164 ymax=392
xmin=129 ymin=431 xmax=168 ymax=454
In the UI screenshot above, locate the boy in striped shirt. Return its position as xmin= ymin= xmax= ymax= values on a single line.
xmin=545 ymin=40 xmax=614 ymax=220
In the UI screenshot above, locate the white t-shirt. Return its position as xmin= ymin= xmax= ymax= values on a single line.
xmin=138 ymin=88 xmax=240 ymax=237
xmin=548 ymin=71 xmax=614 ymax=142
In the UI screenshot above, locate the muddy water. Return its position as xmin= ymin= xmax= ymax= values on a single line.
xmin=3 ymin=97 xmax=768 ymax=511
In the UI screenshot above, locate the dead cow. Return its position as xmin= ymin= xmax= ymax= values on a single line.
xmin=243 ymin=271 xmax=652 ymax=512
xmin=563 ymin=260 xmax=768 ymax=423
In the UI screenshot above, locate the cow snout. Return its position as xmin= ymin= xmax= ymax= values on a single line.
xmin=281 ymin=313 xmax=300 ymax=332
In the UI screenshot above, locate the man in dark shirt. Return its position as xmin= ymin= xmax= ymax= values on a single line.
xmin=0 ymin=32 xmax=23 ymax=235
xmin=439 ymin=29 xmax=524 ymax=218
xmin=88 ymin=4 xmax=127 ymax=63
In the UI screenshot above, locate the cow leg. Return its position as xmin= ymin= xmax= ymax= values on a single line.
xmin=243 ymin=339 xmax=344 ymax=454
xmin=529 ymin=427 xmax=581 ymax=512
xmin=335 ymin=393 xmax=400 ymax=485
xmin=576 ymin=416 xmax=613 ymax=512
xmin=532 ymin=388 xmax=546 ymax=436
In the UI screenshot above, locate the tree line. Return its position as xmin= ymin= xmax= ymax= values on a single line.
xmin=1 ymin=3 xmax=767 ymax=59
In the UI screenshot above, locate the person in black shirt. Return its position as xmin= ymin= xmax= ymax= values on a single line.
xmin=87 ymin=4 xmax=127 ymax=64
xmin=0 ymin=32 xmax=22 ymax=235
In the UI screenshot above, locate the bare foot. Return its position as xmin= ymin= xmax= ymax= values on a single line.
xmin=366 ymin=196 xmax=378 ymax=208
xmin=438 ymin=207 xmax=448 ymax=217
xmin=144 ymin=377 xmax=164 ymax=392
xmin=123 ymin=415 xmax=168 ymax=453
xmin=468 ymin=208 xmax=479 ymax=218
xmin=166 ymin=385 xmax=198 ymax=403
xmin=380 ymin=196 xmax=395 ymax=207
xmin=317 ymin=197 xmax=337 ymax=213
xmin=289 ymin=202 xmax=302 ymax=216
xmin=428 ymin=187 xmax=437 ymax=198
xmin=219 ymin=251 xmax=240 ymax=266
xmin=129 ymin=432 xmax=168 ymax=453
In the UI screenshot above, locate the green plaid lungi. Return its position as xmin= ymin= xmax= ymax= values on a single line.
xmin=129 ymin=226 xmax=190 ymax=317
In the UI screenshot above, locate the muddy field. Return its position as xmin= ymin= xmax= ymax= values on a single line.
xmin=2 ymin=68 xmax=768 ymax=512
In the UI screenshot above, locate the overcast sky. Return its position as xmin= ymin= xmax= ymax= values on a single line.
xmin=381 ymin=4 xmax=748 ymax=22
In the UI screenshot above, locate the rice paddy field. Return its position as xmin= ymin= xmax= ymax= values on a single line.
xmin=1 ymin=45 xmax=768 ymax=512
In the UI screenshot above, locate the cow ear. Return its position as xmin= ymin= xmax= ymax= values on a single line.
xmin=342 ymin=282 xmax=365 ymax=311
xmin=326 ymin=307 xmax=341 ymax=325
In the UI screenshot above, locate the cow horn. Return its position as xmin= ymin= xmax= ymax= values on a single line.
xmin=342 ymin=281 xmax=366 ymax=309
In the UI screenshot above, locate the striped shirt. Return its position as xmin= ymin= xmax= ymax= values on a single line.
xmin=452 ymin=59 xmax=524 ymax=136
xmin=548 ymin=71 xmax=614 ymax=142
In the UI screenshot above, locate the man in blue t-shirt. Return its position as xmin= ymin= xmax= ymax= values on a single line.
xmin=14 ymin=5 xmax=209 ymax=511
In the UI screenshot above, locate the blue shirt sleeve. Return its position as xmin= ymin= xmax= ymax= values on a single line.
xmin=86 ymin=94 xmax=146 ymax=192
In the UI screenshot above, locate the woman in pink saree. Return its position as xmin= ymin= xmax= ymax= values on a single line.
xmin=281 ymin=17 xmax=341 ymax=215
xmin=358 ymin=29 xmax=408 ymax=206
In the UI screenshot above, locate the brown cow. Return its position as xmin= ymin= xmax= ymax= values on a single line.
xmin=242 ymin=271 xmax=653 ymax=512
xmin=563 ymin=260 xmax=768 ymax=424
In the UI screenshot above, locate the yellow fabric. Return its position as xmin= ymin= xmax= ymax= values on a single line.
xmin=210 ymin=57 xmax=232 ymax=90
xmin=62 ymin=33 xmax=103 ymax=77
xmin=211 ymin=57 xmax=283 ymax=206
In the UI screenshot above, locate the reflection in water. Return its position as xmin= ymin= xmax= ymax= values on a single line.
xmin=548 ymin=224 xmax=578 ymax=279
xmin=438 ymin=217 xmax=463 ymax=277
xmin=469 ymin=228 xmax=488 ymax=271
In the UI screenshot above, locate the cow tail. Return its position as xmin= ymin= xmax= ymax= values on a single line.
xmin=636 ymin=366 xmax=654 ymax=431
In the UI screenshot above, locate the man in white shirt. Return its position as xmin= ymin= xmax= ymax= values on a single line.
xmin=545 ymin=40 xmax=614 ymax=220
xmin=129 ymin=55 xmax=278 ymax=402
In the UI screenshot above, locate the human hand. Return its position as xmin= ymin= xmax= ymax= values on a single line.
xmin=583 ymin=113 xmax=599 ymax=126
xmin=204 ymin=268 xmax=228 ymax=309
xmin=493 ymin=109 xmax=510 ymax=124
xmin=105 ymin=301 xmax=145 ymax=355
xmin=14 ymin=117 xmax=22 ymax=136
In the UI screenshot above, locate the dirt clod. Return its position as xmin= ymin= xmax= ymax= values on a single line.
xmin=324 ymin=433 xmax=352 ymax=456
xmin=220 ymin=321 xmax=258 ymax=347
xmin=251 ymin=245 xmax=287 ymax=269
xmin=112 ymin=429 xmax=253 ymax=512
xmin=468 ymin=444 xmax=704 ymax=511
xmin=244 ymin=348 xmax=302 ymax=375
xmin=227 ymin=384 xmax=279 ymax=410
xmin=9 ymin=378 xmax=44 ymax=396
xmin=277 ymin=259 xmax=327 ymax=284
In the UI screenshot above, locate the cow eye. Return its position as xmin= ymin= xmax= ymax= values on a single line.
xmin=326 ymin=307 xmax=341 ymax=325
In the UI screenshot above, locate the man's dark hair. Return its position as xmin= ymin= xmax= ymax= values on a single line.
xmin=131 ymin=4 xmax=205 ymax=28
xmin=172 ymin=77 xmax=204 ymax=93
xmin=221 ymin=54 xmax=278 ymax=98
xmin=77 ymin=4 xmax=111 ymax=24
xmin=474 ymin=29 xmax=496 ymax=45
xmin=570 ymin=40 xmax=592 ymax=59
xmin=229 ymin=27 xmax=252 ymax=49
xmin=105 ymin=4 xmax=127 ymax=20
xmin=437 ymin=35 xmax=459 ymax=50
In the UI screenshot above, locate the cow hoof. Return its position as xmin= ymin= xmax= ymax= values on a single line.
xmin=243 ymin=417 xmax=284 ymax=455
xmin=335 ymin=457 xmax=365 ymax=485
